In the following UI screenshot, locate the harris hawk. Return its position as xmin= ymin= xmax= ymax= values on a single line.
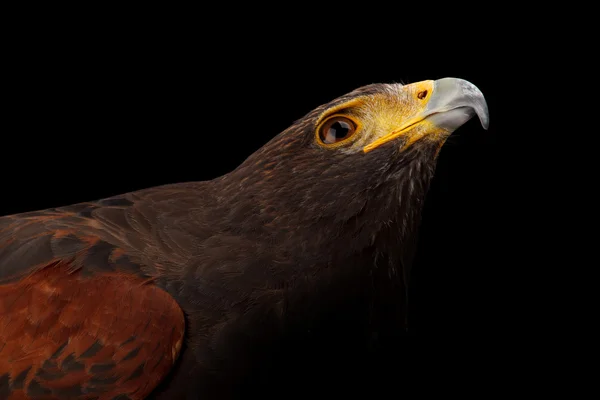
xmin=0 ymin=78 xmax=489 ymax=399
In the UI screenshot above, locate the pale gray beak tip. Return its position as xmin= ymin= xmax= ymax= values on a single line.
xmin=429 ymin=77 xmax=490 ymax=132
xmin=480 ymin=109 xmax=490 ymax=130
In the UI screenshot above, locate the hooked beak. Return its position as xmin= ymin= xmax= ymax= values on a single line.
xmin=363 ymin=77 xmax=489 ymax=153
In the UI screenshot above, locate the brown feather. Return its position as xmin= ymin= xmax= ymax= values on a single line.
xmin=0 ymin=260 xmax=184 ymax=399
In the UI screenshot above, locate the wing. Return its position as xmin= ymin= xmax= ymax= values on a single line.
xmin=0 ymin=190 xmax=189 ymax=399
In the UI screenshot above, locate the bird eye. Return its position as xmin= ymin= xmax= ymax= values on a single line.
xmin=318 ymin=116 xmax=357 ymax=145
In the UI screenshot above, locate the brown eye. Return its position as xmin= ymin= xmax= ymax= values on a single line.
xmin=318 ymin=116 xmax=357 ymax=144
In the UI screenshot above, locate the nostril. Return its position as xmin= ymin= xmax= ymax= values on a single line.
xmin=417 ymin=90 xmax=428 ymax=100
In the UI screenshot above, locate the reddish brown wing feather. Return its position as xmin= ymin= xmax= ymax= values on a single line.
xmin=0 ymin=194 xmax=189 ymax=399
xmin=0 ymin=260 xmax=185 ymax=400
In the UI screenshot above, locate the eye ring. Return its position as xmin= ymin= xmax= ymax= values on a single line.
xmin=316 ymin=115 xmax=359 ymax=147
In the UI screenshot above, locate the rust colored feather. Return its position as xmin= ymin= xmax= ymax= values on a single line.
xmin=0 ymin=260 xmax=185 ymax=399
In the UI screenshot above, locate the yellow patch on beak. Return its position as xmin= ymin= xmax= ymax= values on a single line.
xmin=363 ymin=80 xmax=437 ymax=153
xmin=362 ymin=77 xmax=489 ymax=153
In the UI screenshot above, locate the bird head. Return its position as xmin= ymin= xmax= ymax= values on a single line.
xmin=312 ymin=77 xmax=488 ymax=155
xmin=219 ymin=78 xmax=488 ymax=265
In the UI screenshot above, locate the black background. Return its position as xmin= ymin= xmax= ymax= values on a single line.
xmin=2 ymin=18 xmax=535 ymax=390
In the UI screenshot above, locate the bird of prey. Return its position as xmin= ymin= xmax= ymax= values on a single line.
xmin=0 ymin=78 xmax=488 ymax=399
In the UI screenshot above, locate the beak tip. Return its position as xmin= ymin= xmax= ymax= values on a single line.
xmin=433 ymin=77 xmax=490 ymax=132
xmin=481 ymin=117 xmax=490 ymax=130
xmin=479 ymin=108 xmax=490 ymax=130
